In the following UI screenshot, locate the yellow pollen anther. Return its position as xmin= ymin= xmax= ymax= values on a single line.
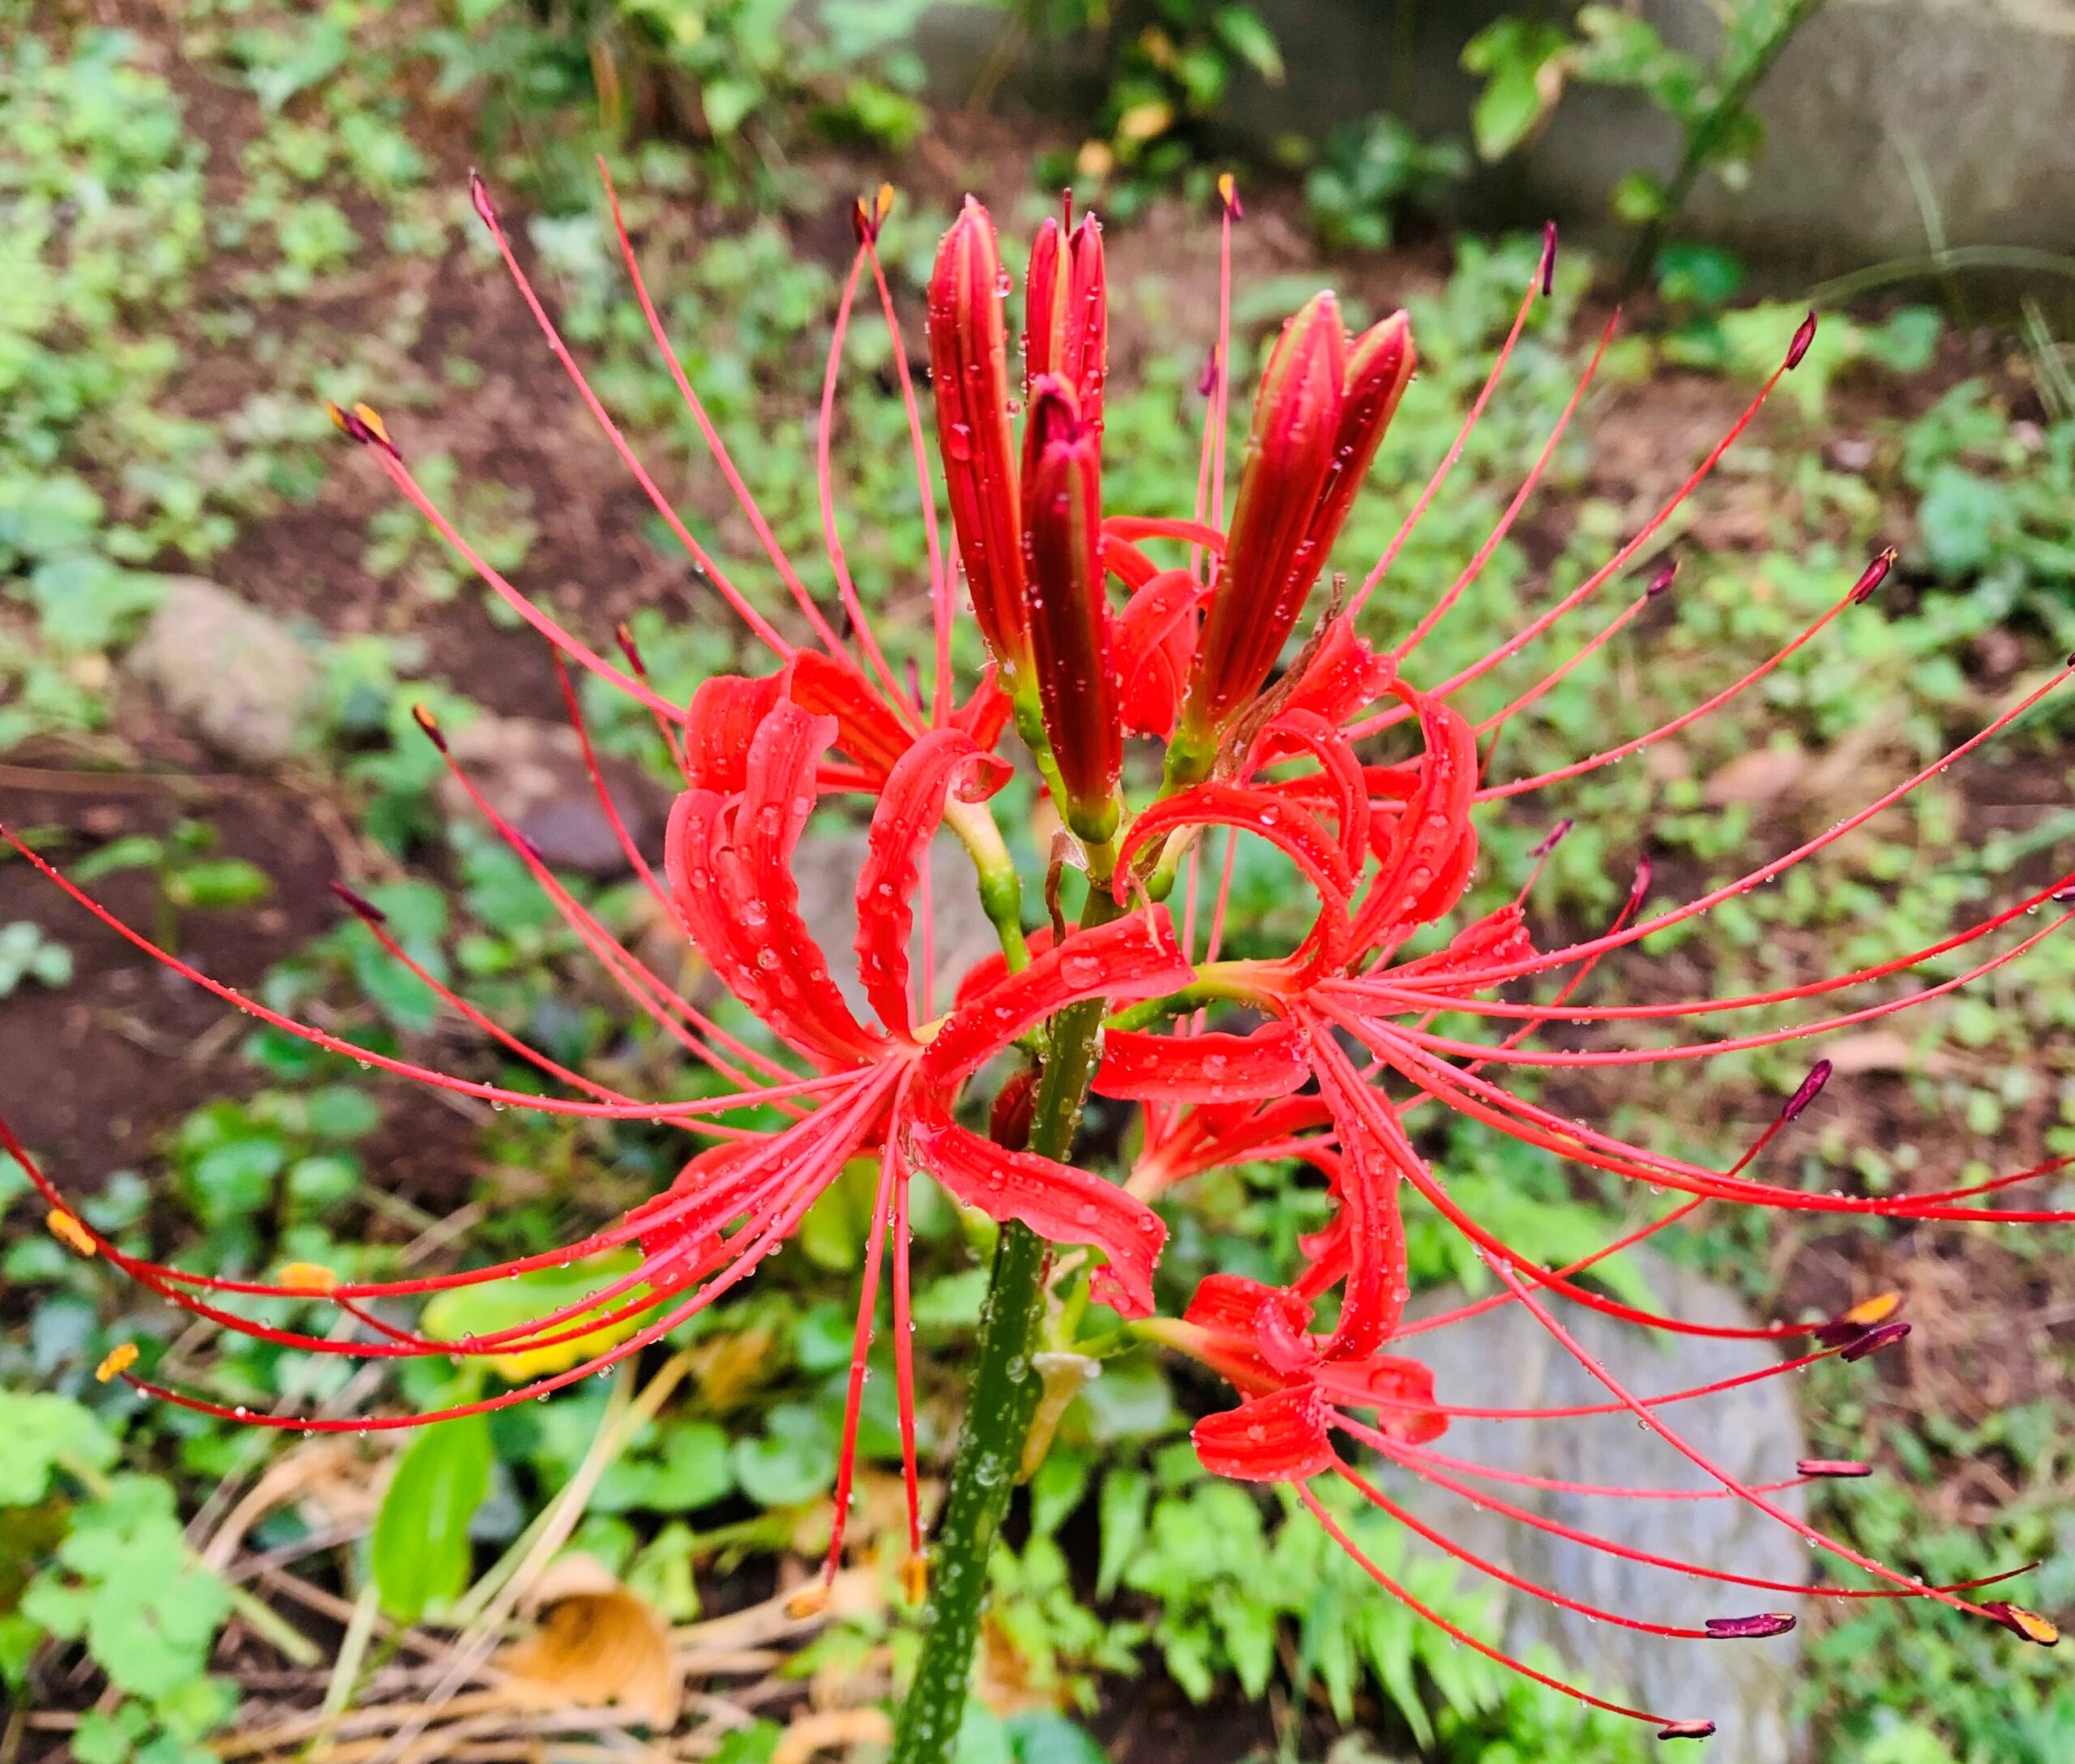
xmin=901 ymin=1552 xmax=930 ymax=1605
xmin=1217 ymin=172 xmax=1236 ymax=209
xmin=279 ymin=1261 xmax=339 ymax=1294
xmin=46 ymin=1209 xmax=96 ymax=1257
xmin=874 ymin=183 xmax=896 ymax=227
xmin=351 ymin=402 xmax=391 ymax=446
xmin=785 ymin=1582 xmax=832 ymax=1621
xmin=2004 ymin=1604 xmax=2060 ymax=1646
xmin=1843 ymin=1291 xmax=1901 ymax=1328
xmin=96 ymin=1342 xmax=139 ymax=1383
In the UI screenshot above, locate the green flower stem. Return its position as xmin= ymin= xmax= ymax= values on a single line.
xmin=889 ymin=888 xmax=1124 ymax=1764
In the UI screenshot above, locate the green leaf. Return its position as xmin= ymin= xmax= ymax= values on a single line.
xmin=23 ymin=1477 xmax=230 ymax=1704
xmin=1213 ymin=8 xmax=1284 ymax=83
xmin=0 ymin=1391 xmax=118 ymax=1505
xmin=1096 ymin=1467 xmax=1149 ymax=1599
xmin=165 ymin=858 xmax=272 ymax=910
xmin=370 ymin=1416 xmax=492 ymax=1623
xmin=733 ymin=1402 xmax=834 ymax=1507
xmin=1461 ymin=19 xmax=1572 ymax=161
xmin=422 ymin=1249 xmax=646 ymax=1380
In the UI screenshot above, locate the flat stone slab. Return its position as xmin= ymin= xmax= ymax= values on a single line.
xmin=1388 ymin=1253 xmax=1808 ymax=1762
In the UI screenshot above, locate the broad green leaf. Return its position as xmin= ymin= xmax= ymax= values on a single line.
xmin=0 ymin=1392 xmax=118 ymax=1505
xmin=422 ymin=1249 xmax=646 ymax=1379
xmin=370 ymin=1415 xmax=491 ymax=1622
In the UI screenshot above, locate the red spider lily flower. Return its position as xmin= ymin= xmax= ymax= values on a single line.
xmin=12 ymin=160 xmax=2075 ymax=1746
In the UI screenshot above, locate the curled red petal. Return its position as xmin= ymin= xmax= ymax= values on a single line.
xmin=1192 ymin=1385 xmax=1337 ymax=1482
xmin=1115 ymin=567 xmax=1204 ymax=739
xmin=923 ymin=909 xmax=1191 ymax=1090
xmin=1118 ymin=781 xmax=1352 ymax=905
xmin=785 ymin=649 xmax=913 ymax=782
xmin=665 ymin=704 xmax=881 ymax=1067
xmin=1093 ymin=1021 xmax=1308 ymax=1104
xmin=684 ymin=673 xmax=783 ymax=791
xmin=907 ymin=1102 xmax=1164 ymax=1317
xmin=1315 ymin=1353 xmax=1447 ymax=1445
xmin=1116 ymin=782 xmax=1354 ymax=972
xmin=1353 ymin=682 xmax=1479 ymax=947
xmin=855 ymin=729 xmax=1012 ymax=1038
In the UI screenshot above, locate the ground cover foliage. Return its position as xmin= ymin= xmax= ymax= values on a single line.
xmin=3 ymin=6 xmax=2074 ymax=1763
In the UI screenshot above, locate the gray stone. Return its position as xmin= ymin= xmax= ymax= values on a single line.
xmin=1389 ymin=1253 xmax=1807 ymax=1762
xmin=125 ymin=577 xmax=316 ymax=765
xmin=439 ymin=715 xmax=670 ymax=877
xmin=791 ymin=829 xmax=1001 ymax=1021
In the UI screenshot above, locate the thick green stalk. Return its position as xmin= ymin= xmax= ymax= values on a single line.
xmin=888 ymin=889 xmax=1123 ymax=1764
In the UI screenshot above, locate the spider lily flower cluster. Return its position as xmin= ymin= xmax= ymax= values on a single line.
xmin=13 ymin=169 xmax=2074 ymax=1742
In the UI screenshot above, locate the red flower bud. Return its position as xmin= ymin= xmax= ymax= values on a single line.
xmin=1022 ymin=379 xmax=1121 ymax=843
xmin=1181 ymin=292 xmax=1347 ymax=751
xmin=929 ymin=199 xmax=1029 ymax=683
xmin=1026 ymin=212 xmax=1108 ymax=437
xmin=1179 ymin=298 xmax=1412 ymax=762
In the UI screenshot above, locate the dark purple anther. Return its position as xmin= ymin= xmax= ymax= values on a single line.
xmin=1796 ymin=1458 xmax=1872 ymax=1479
xmin=1199 ymin=353 xmax=1221 ymax=398
xmin=1782 ymin=1059 xmax=1833 ymax=1122
xmin=329 ymin=880 xmax=388 ymax=925
xmin=1849 ymin=548 xmax=1895 ymax=604
xmin=410 ymin=704 xmax=449 ymax=753
xmin=1531 ymin=817 xmax=1575 ymax=858
xmin=1647 ymin=558 xmax=1679 ymax=597
xmin=1786 ymin=310 xmax=1817 ymax=370
xmin=1705 ymin=1612 xmax=1796 ymax=1639
xmin=469 ymin=169 xmax=498 ymax=233
xmin=1540 ymin=221 xmax=1558 ymax=298
xmin=1839 ymin=1319 xmax=1911 ymax=1362
xmin=1629 ymin=853 xmax=1654 ymax=904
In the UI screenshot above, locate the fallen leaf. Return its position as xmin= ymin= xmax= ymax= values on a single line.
xmin=772 ymin=1707 xmax=892 ymax=1764
xmin=501 ymin=1568 xmax=678 ymax=1728
xmin=1703 ymin=743 xmax=1807 ymax=807
xmin=1823 ymin=1031 xmax=1916 ymax=1075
